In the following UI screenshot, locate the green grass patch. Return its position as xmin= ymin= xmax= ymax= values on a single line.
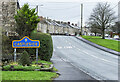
xmin=2 ymin=71 xmax=58 ymax=80
xmin=32 ymin=60 xmax=52 ymax=65
xmin=82 ymin=36 xmax=119 ymax=52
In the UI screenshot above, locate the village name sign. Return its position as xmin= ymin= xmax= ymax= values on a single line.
xmin=12 ymin=36 xmax=40 ymax=63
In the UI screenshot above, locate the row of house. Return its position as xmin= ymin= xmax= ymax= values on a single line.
xmin=37 ymin=16 xmax=81 ymax=35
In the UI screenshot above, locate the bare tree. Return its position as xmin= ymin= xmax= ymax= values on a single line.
xmin=88 ymin=21 xmax=101 ymax=36
xmin=89 ymin=2 xmax=116 ymax=39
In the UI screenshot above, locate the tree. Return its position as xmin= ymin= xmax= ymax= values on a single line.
xmin=111 ymin=22 xmax=120 ymax=34
xmin=89 ymin=2 xmax=116 ymax=39
xmin=14 ymin=4 xmax=40 ymax=39
xmin=88 ymin=22 xmax=101 ymax=36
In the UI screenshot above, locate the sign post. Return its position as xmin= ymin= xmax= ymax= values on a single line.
xmin=36 ymin=48 xmax=38 ymax=64
xmin=14 ymin=48 xmax=16 ymax=62
xmin=12 ymin=36 xmax=40 ymax=63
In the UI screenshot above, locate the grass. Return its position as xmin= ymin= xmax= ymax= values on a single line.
xmin=2 ymin=60 xmax=59 ymax=81
xmin=2 ymin=71 xmax=58 ymax=80
xmin=82 ymin=36 xmax=119 ymax=52
xmin=32 ymin=60 xmax=52 ymax=65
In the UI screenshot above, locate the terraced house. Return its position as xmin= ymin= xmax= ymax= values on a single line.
xmin=38 ymin=16 xmax=80 ymax=35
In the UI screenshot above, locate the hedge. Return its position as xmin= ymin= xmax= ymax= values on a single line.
xmin=28 ymin=31 xmax=53 ymax=61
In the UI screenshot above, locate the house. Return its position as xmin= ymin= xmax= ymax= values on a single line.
xmin=37 ymin=16 xmax=80 ymax=35
xmin=82 ymin=26 xmax=91 ymax=36
xmin=69 ymin=23 xmax=80 ymax=35
xmin=37 ymin=16 xmax=47 ymax=33
xmin=118 ymin=1 xmax=120 ymax=22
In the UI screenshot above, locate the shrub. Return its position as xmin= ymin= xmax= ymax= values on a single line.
xmin=2 ymin=65 xmax=11 ymax=71
xmin=19 ymin=50 xmax=31 ymax=66
xmin=13 ymin=65 xmax=24 ymax=71
xmin=28 ymin=31 xmax=53 ymax=61
xmin=14 ymin=4 xmax=40 ymax=38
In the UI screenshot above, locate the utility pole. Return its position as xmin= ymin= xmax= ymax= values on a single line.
xmin=36 ymin=5 xmax=39 ymax=32
xmin=36 ymin=5 xmax=38 ymax=15
xmin=81 ymin=4 xmax=83 ymax=36
xmin=47 ymin=17 xmax=49 ymax=33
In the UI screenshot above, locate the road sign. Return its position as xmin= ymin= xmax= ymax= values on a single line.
xmin=12 ymin=36 xmax=40 ymax=48
xmin=12 ymin=36 xmax=40 ymax=63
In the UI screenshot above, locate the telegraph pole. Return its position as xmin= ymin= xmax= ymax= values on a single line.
xmin=36 ymin=5 xmax=38 ymax=15
xmin=47 ymin=17 xmax=49 ymax=33
xmin=36 ymin=5 xmax=39 ymax=32
xmin=81 ymin=4 xmax=83 ymax=36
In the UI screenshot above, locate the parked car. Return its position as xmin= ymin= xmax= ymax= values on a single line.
xmin=105 ymin=34 xmax=109 ymax=37
xmin=113 ymin=35 xmax=120 ymax=40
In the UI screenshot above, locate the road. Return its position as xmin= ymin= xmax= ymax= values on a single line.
xmin=52 ymin=36 xmax=118 ymax=80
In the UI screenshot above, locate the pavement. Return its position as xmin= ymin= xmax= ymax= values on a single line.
xmin=51 ymin=52 xmax=95 ymax=80
xmin=51 ymin=35 xmax=118 ymax=81
xmin=76 ymin=36 xmax=119 ymax=55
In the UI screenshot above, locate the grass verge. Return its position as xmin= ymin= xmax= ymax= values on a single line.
xmin=82 ymin=36 xmax=119 ymax=52
xmin=2 ymin=71 xmax=58 ymax=80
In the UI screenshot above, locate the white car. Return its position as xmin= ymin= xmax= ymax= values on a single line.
xmin=113 ymin=35 xmax=119 ymax=39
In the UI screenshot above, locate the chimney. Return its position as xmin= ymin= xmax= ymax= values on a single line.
xmin=68 ymin=22 xmax=70 ymax=25
xmin=75 ymin=24 xmax=77 ymax=26
xmin=72 ymin=23 xmax=74 ymax=25
xmin=61 ymin=21 xmax=63 ymax=24
xmin=39 ymin=16 xmax=44 ymax=21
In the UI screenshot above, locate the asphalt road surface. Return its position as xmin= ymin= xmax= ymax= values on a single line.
xmin=52 ymin=35 xmax=118 ymax=80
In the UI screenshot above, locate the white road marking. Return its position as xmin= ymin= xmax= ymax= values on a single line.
xmin=57 ymin=46 xmax=62 ymax=49
xmin=73 ymin=45 xmax=118 ymax=65
xmin=57 ymin=46 xmax=73 ymax=49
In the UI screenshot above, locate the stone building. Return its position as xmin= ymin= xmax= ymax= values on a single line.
xmin=0 ymin=0 xmax=20 ymax=35
xmin=37 ymin=16 xmax=80 ymax=35
xmin=118 ymin=1 xmax=120 ymax=22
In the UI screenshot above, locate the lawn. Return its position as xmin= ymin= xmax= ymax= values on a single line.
xmin=82 ymin=36 xmax=119 ymax=52
xmin=2 ymin=71 xmax=58 ymax=80
xmin=2 ymin=60 xmax=58 ymax=81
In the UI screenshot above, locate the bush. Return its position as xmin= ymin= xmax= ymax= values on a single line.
xmin=19 ymin=50 xmax=31 ymax=66
xmin=28 ymin=31 xmax=53 ymax=61
xmin=2 ymin=65 xmax=11 ymax=71
xmin=14 ymin=4 xmax=40 ymax=38
xmin=2 ymin=34 xmax=20 ymax=63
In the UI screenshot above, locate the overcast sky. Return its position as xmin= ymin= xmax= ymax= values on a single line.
xmin=19 ymin=0 xmax=119 ymax=26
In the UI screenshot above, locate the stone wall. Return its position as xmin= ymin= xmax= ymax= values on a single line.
xmin=0 ymin=1 xmax=18 ymax=81
xmin=2 ymin=0 xmax=18 ymax=32
xmin=118 ymin=1 xmax=120 ymax=22
xmin=0 ymin=0 xmax=18 ymax=32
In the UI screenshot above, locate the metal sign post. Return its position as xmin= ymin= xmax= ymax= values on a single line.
xmin=14 ymin=48 xmax=16 ymax=62
xmin=36 ymin=48 xmax=38 ymax=64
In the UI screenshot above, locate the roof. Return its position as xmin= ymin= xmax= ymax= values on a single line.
xmin=69 ymin=24 xmax=80 ymax=29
